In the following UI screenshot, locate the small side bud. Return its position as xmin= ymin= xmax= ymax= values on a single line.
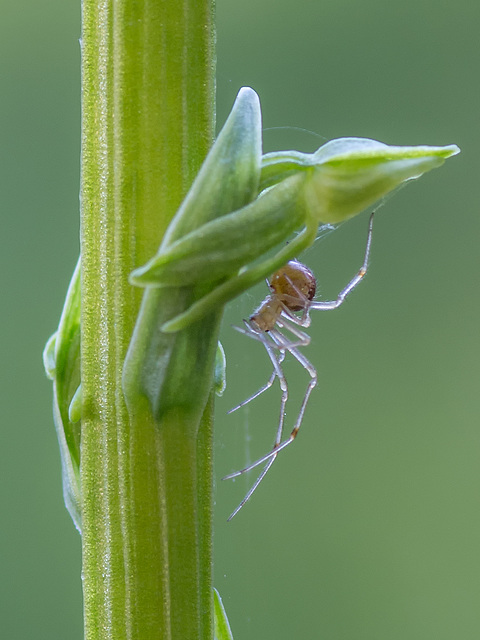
xmin=68 ymin=384 xmax=82 ymax=423
xmin=214 ymin=342 xmax=227 ymax=397
xmin=43 ymin=332 xmax=57 ymax=380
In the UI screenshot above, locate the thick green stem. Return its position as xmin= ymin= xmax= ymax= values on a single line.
xmin=80 ymin=0 xmax=215 ymax=638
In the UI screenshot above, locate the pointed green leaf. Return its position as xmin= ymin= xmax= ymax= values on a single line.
xmin=214 ymin=588 xmax=234 ymax=640
xmin=164 ymin=86 xmax=262 ymax=245
xmin=264 ymin=138 xmax=460 ymax=224
xmin=130 ymin=173 xmax=305 ymax=288
xmin=130 ymin=86 xmax=262 ymax=287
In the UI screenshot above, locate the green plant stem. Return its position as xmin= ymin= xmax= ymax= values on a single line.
xmin=80 ymin=0 xmax=215 ymax=638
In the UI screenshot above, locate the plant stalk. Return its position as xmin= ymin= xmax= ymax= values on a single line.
xmin=80 ymin=0 xmax=215 ymax=638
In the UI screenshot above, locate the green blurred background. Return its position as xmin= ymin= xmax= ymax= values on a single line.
xmin=1 ymin=1 xmax=478 ymax=638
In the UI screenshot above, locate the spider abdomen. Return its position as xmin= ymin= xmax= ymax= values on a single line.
xmin=269 ymin=261 xmax=316 ymax=312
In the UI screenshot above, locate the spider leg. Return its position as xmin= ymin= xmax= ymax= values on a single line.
xmin=223 ymin=331 xmax=289 ymax=513
xmin=231 ymin=322 xmax=268 ymax=349
xmin=228 ymin=350 xmax=285 ymax=413
xmin=277 ymin=274 xmax=313 ymax=327
xmin=289 ymin=304 xmax=311 ymax=327
xmin=310 ymin=211 xmax=374 ymax=311
xmin=232 ymin=320 xmax=282 ymax=349
xmin=223 ymin=338 xmax=317 ymax=477
xmin=276 ymin=316 xmax=311 ymax=348
xmin=285 ymin=345 xmax=318 ymax=444
xmin=226 ymin=457 xmax=276 ymax=521
xmin=225 ymin=331 xmax=288 ymax=475
xmin=229 ymin=320 xmax=286 ymax=412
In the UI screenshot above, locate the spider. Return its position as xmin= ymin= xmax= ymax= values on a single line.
xmin=223 ymin=212 xmax=375 ymax=520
